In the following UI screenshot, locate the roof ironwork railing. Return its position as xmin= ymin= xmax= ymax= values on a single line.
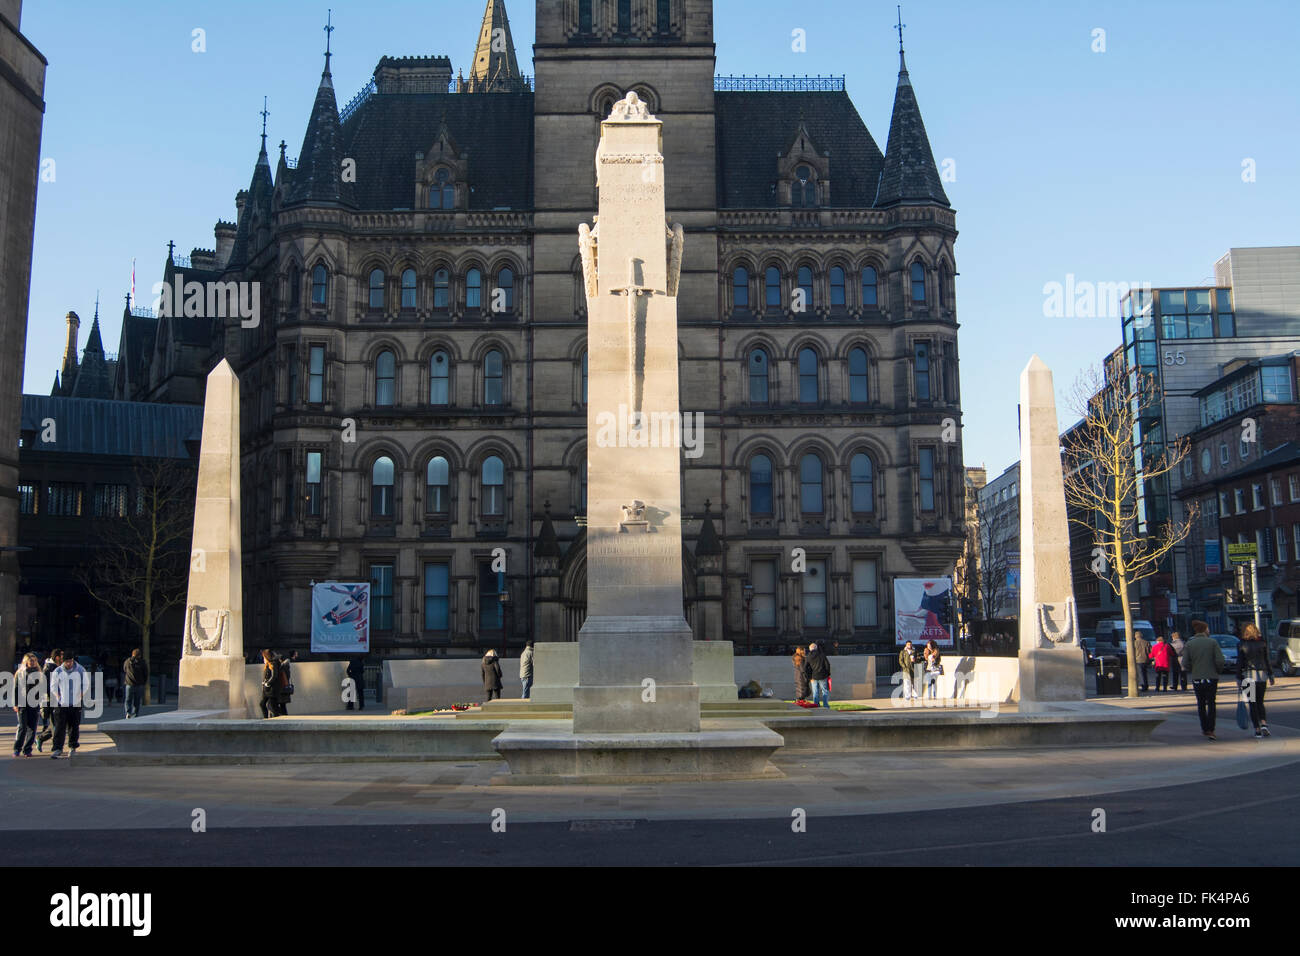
xmin=339 ymin=74 xmax=538 ymax=123
xmin=713 ymin=74 xmax=845 ymax=92
xmin=130 ymin=307 xmax=156 ymax=318
xmin=171 ymin=255 xmax=192 ymax=269
xmin=286 ymin=158 xmax=298 ymax=168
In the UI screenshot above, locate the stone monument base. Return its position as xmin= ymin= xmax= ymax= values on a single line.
xmin=574 ymin=615 xmax=700 ymax=733
xmin=178 ymin=656 xmax=246 ymax=713
xmin=1018 ymin=647 xmax=1085 ymax=711
xmin=491 ymin=720 xmax=784 ymax=784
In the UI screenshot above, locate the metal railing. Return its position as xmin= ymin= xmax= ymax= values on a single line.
xmin=714 ymin=74 xmax=845 ymax=92
xmin=339 ymin=74 xmax=538 ymax=124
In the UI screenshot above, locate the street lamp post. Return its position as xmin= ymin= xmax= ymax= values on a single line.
xmin=742 ymin=578 xmax=754 ymax=658
xmin=499 ymin=585 xmax=511 ymax=657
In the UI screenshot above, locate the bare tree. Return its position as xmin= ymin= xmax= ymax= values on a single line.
xmin=75 ymin=457 xmax=194 ymax=699
xmin=976 ymin=496 xmax=1013 ymax=620
xmin=1062 ymin=366 xmax=1196 ymax=698
xmin=953 ymin=519 xmax=981 ymax=627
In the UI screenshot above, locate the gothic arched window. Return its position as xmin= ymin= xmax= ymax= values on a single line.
xmin=496 ymin=268 xmax=514 ymax=312
xmin=748 ymin=348 xmax=769 ymax=404
xmin=481 ymin=456 xmax=505 ymax=517
xmin=375 ymin=350 xmax=395 ymax=406
xmin=733 ymin=267 xmax=749 ymax=310
xmin=911 ymin=261 xmax=927 ymax=304
xmin=750 ymin=455 xmax=774 ymax=516
xmin=466 ymin=268 xmax=482 ymax=310
xmin=368 ymin=269 xmax=385 ymax=311
xmin=862 ymin=266 xmax=878 ymax=308
xmin=617 ymin=0 xmax=631 ymax=34
xmin=800 ymin=454 xmax=824 ymax=515
xmin=849 ymin=347 xmax=869 ymax=403
xmin=793 ymin=165 xmax=817 ymax=207
xmin=371 ymin=457 xmax=395 ymax=518
xmin=483 ymin=349 xmax=504 ymax=405
xmin=851 ymin=453 xmax=874 ymax=514
xmin=798 ymin=347 xmax=819 ymax=404
xmin=765 ymin=267 xmax=781 ymax=308
xmin=288 ymin=264 xmax=301 ymax=310
xmin=426 ymin=456 xmax=450 ymax=515
xmin=430 ymin=168 xmax=454 ymax=209
xmin=797 ymin=266 xmax=814 ymax=311
xmin=401 ymin=269 xmax=417 ymax=310
xmin=311 ymin=264 xmax=328 ymax=306
xmin=433 ymin=269 xmax=450 ymax=311
xmin=429 ymin=350 xmax=450 ymax=405
xmin=830 ymin=267 xmax=846 ymax=308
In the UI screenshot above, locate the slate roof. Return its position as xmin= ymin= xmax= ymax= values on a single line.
xmin=1220 ymin=441 xmax=1300 ymax=483
xmin=287 ymin=66 xmax=356 ymax=208
xmin=116 ymin=311 xmax=158 ymax=389
xmin=339 ymin=90 xmax=534 ymax=210
xmin=874 ymin=54 xmax=949 ymax=207
xmin=715 ymin=91 xmax=885 ymax=208
xmin=21 ymin=396 xmax=203 ymax=458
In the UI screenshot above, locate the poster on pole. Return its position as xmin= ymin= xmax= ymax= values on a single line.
xmin=311 ymin=582 xmax=370 ymax=654
xmin=894 ymin=577 xmax=954 ymax=647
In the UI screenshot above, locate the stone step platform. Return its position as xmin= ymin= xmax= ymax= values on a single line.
xmin=457 ymin=698 xmax=807 ymax=720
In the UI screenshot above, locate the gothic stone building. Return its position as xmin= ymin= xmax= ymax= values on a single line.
xmin=124 ymin=0 xmax=964 ymax=658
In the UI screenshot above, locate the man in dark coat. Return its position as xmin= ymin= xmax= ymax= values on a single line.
xmin=482 ymin=650 xmax=503 ymax=703
xmin=278 ymin=651 xmax=297 ymax=715
xmin=123 ymin=648 xmax=149 ymax=718
xmin=345 ymin=655 xmax=366 ymax=710
xmin=804 ymin=642 xmax=832 ymax=708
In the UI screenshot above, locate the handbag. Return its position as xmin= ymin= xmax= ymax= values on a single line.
xmin=1235 ymin=697 xmax=1249 ymax=730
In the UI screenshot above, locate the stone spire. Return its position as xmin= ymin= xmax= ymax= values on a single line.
xmin=228 ymin=119 xmax=277 ymax=269
xmin=286 ymin=12 xmax=354 ymax=207
xmin=874 ymin=28 xmax=949 ymax=208
xmin=464 ymin=0 xmax=527 ymax=93
xmin=70 ymin=303 xmax=112 ymax=399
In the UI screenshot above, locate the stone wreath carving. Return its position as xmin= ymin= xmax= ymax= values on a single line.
xmin=1034 ymin=597 xmax=1079 ymax=648
xmin=185 ymin=604 xmax=229 ymax=654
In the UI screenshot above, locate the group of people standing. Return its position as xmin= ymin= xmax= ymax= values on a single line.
xmin=10 ymin=647 xmax=126 ymax=759
xmin=1131 ymin=632 xmax=1189 ymax=693
xmin=1176 ymin=620 xmax=1274 ymax=741
xmin=480 ymin=641 xmax=535 ymax=703
xmin=258 ymin=649 xmax=296 ymax=718
xmin=897 ymin=639 xmax=944 ymax=701
xmin=791 ymin=643 xmax=832 ymax=707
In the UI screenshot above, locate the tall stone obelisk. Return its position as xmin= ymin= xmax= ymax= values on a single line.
xmin=573 ymin=92 xmax=699 ymax=734
xmin=178 ymin=360 xmax=246 ymax=714
xmin=1017 ymin=355 xmax=1085 ymax=709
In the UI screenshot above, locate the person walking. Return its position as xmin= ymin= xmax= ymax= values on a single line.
xmin=12 ymin=653 xmax=42 ymax=757
xmin=345 ymin=655 xmax=366 ymax=710
xmin=805 ymin=642 xmax=831 ymax=708
xmin=35 ymin=649 xmax=63 ymax=753
xmin=48 ymin=653 xmax=89 ymax=759
xmin=1133 ymin=631 xmax=1152 ymax=691
xmin=1184 ymin=620 xmax=1226 ymax=740
xmin=519 ymin=640 xmax=535 ymax=700
xmin=482 ymin=649 xmax=503 ymax=703
xmin=1151 ymin=634 xmax=1171 ymax=692
xmin=923 ymin=640 xmax=943 ymax=700
xmin=123 ymin=648 xmax=148 ymax=718
xmin=259 ymin=649 xmax=282 ymax=719
xmin=791 ymin=646 xmax=810 ymax=703
xmin=1170 ymin=631 xmax=1187 ymax=692
xmin=1236 ymin=622 xmax=1274 ymax=739
xmin=898 ymin=641 xmax=919 ymax=701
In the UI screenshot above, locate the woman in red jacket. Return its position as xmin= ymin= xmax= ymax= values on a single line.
xmin=1151 ymin=635 xmax=1172 ymax=692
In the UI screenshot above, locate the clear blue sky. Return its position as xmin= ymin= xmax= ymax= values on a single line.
xmin=20 ymin=0 xmax=1300 ymax=476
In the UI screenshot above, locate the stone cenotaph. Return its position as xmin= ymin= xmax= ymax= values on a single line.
xmin=177 ymin=359 xmax=246 ymax=714
xmin=1017 ymin=355 xmax=1085 ymax=708
xmin=491 ymin=93 xmax=781 ymax=779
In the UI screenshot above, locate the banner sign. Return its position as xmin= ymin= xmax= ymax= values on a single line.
xmin=1204 ymin=539 xmax=1221 ymax=576
xmin=1227 ymin=543 xmax=1257 ymax=565
xmin=894 ymin=577 xmax=954 ymax=647
xmin=311 ymin=582 xmax=370 ymax=653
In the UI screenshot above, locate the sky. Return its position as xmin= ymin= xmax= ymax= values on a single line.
xmin=19 ymin=0 xmax=1300 ymax=476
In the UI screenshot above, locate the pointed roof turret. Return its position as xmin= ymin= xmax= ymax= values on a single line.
xmin=464 ymin=0 xmax=527 ymax=93
xmin=287 ymin=12 xmax=355 ymax=208
xmin=874 ymin=23 xmax=949 ymax=208
xmin=51 ymin=371 xmax=61 ymax=396
xmin=84 ymin=305 xmax=105 ymax=354
xmin=228 ymin=117 xmax=277 ymax=269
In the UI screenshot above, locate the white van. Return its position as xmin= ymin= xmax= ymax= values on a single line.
xmin=1274 ymin=620 xmax=1300 ymax=676
xmin=1092 ymin=619 xmax=1156 ymax=651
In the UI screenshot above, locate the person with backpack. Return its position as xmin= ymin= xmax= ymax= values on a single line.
xmin=123 ymin=647 xmax=149 ymax=718
xmin=260 ymin=649 xmax=282 ymax=718
xmin=278 ymin=651 xmax=296 ymax=715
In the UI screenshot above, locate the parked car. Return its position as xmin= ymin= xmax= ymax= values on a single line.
xmin=1093 ymin=619 xmax=1150 ymax=654
xmin=1210 ymin=634 xmax=1240 ymax=673
xmin=1274 ymin=619 xmax=1299 ymax=676
xmin=1081 ymin=636 xmax=1120 ymax=667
